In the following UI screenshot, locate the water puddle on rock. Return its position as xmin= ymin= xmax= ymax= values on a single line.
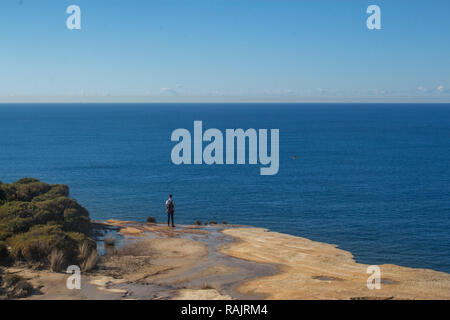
xmin=93 ymin=223 xmax=278 ymax=300
xmin=168 ymin=226 xmax=278 ymax=299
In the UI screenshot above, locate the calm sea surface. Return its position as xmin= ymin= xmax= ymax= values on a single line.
xmin=1 ymin=103 xmax=449 ymax=272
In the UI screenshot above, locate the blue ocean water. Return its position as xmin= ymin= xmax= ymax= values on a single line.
xmin=0 ymin=103 xmax=449 ymax=272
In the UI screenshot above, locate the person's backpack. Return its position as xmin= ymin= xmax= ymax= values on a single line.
xmin=167 ymin=199 xmax=174 ymax=212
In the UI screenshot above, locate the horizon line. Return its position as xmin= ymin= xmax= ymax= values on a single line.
xmin=0 ymin=101 xmax=450 ymax=106
xmin=1 ymin=101 xmax=450 ymax=104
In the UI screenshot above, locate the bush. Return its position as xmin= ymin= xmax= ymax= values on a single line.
xmin=104 ymin=235 xmax=116 ymax=247
xmin=0 ymin=197 xmax=91 ymax=236
xmin=0 ymin=201 xmax=38 ymax=219
xmin=146 ymin=216 xmax=157 ymax=223
xmin=32 ymin=184 xmax=69 ymax=202
xmin=66 ymin=232 xmax=96 ymax=263
xmin=209 ymin=221 xmax=217 ymax=225
xmin=0 ymin=184 xmax=18 ymax=202
xmin=0 ymin=230 xmax=12 ymax=242
xmin=0 ymin=274 xmax=34 ymax=299
xmin=0 ymin=180 xmax=69 ymax=203
xmin=8 ymin=224 xmax=92 ymax=264
xmin=222 ymin=221 xmax=228 ymax=225
xmin=0 ymin=185 xmax=6 ymax=203
xmin=0 ymin=178 xmax=95 ymax=270
xmin=0 ymin=216 xmax=34 ymax=235
xmin=13 ymin=178 xmax=41 ymax=185
xmin=0 ymin=241 xmax=8 ymax=260
xmin=194 ymin=220 xmax=202 ymax=225
xmin=78 ymin=240 xmax=94 ymax=262
xmin=13 ymin=181 xmax=51 ymax=202
xmin=9 ymin=224 xmax=66 ymax=262
xmin=63 ymin=208 xmax=91 ymax=235
xmin=49 ymin=249 xmax=65 ymax=272
xmin=35 ymin=197 xmax=91 ymax=235
xmin=81 ymin=250 xmax=98 ymax=272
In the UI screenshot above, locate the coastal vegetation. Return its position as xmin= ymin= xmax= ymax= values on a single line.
xmin=0 ymin=178 xmax=96 ymax=271
xmin=0 ymin=272 xmax=34 ymax=299
xmin=104 ymin=235 xmax=116 ymax=247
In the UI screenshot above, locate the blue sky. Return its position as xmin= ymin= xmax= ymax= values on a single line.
xmin=0 ymin=0 xmax=449 ymax=102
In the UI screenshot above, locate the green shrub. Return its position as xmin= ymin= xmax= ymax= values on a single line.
xmin=0 ymin=202 xmax=44 ymax=235
xmin=0 ymin=185 xmax=6 ymax=202
xmin=13 ymin=181 xmax=51 ymax=202
xmin=49 ymin=249 xmax=65 ymax=272
xmin=67 ymin=232 xmax=95 ymax=252
xmin=81 ymin=249 xmax=98 ymax=272
xmin=0 ymin=229 xmax=12 ymax=242
xmin=32 ymin=184 xmax=69 ymax=202
xmin=0 ymin=184 xmax=17 ymax=202
xmin=209 ymin=221 xmax=218 ymax=225
xmin=13 ymin=178 xmax=41 ymax=185
xmin=78 ymin=240 xmax=95 ymax=262
xmin=35 ymin=197 xmax=90 ymax=235
xmin=194 ymin=220 xmax=202 ymax=225
xmin=9 ymin=224 xmax=67 ymax=262
xmin=1 ymin=180 xmax=69 ymax=203
xmin=0 ymin=241 xmax=8 ymax=260
xmin=0 ymin=216 xmax=34 ymax=234
xmin=77 ymin=240 xmax=98 ymax=272
xmin=0 ymin=201 xmax=38 ymax=219
xmin=63 ymin=208 xmax=91 ymax=235
xmin=66 ymin=231 xmax=96 ymax=263
xmin=34 ymin=209 xmax=60 ymax=225
xmin=8 ymin=224 xmax=92 ymax=264
xmin=35 ymin=197 xmax=87 ymax=218
xmin=0 ymin=178 xmax=95 ymax=269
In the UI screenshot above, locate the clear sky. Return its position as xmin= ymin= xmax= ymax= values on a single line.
xmin=1 ymin=0 xmax=449 ymax=102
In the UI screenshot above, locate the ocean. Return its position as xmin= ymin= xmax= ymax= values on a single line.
xmin=0 ymin=103 xmax=449 ymax=272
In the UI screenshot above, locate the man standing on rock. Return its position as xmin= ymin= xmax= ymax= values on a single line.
xmin=166 ymin=194 xmax=175 ymax=227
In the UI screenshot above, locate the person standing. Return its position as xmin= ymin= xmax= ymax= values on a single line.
xmin=166 ymin=194 xmax=175 ymax=227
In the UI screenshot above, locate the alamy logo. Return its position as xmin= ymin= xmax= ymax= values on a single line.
xmin=366 ymin=5 xmax=381 ymax=30
xmin=66 ymin=5 xmax=81 ymax=30
xmin=366 ymin=265 xmax=381 ymax=290
xmin=66 ymin=265 xmax=81 ymax=290
xmin=63 ymin=5 xmax=379 ymax=31
xmin=170 ymin=121 xmax=279 ymax=175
